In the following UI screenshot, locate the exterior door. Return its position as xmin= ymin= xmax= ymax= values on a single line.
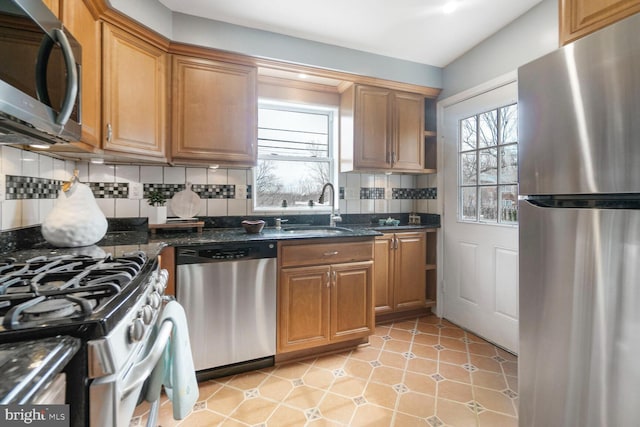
xmin=441 ymin=81 xmax=519 ymax=353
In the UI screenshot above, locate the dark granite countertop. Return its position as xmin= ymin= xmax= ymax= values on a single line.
xmin=0 ymin=335 xmax=80 ymax=404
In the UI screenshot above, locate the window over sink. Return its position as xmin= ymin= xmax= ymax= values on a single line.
xmin=254 ymin=101 xmax=338 ymax=211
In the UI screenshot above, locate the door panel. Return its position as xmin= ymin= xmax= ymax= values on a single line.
xmin=442 ymin=82 xmax=519 ymax=353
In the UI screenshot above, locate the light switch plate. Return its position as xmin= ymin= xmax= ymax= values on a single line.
xmin=235 ymin=185 xmax=247 ymax=199
xmin=128 ymin=182 xmax=143 ymax=200
xmin=0 ymin=173 xmax=5 ymax=202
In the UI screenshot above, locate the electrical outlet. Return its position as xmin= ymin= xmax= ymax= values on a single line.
xmin=0 ymin=173 xmax=5 ymax=202
xmin=128 ymin=182 xmax=143 ymax=200
xmin=235 ymin=185 xmax=247 ymax=199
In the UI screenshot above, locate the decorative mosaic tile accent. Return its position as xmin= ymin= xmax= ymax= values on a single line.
xmin=353 ymin=396 xmax=367 ymax=406
xmin=408 ymin=328 xmax=420 ymax=335
xmin=431 ymin=373 xmax=445 ymax=382
xmin=391 ymin=187 xmax=437 ymax=200
xmin=360 ymin=187 xmax=385 ymax=199
xmin=427 ymin=415 xmax=444 ymax=427
xmin=381 ymin=335 xmax=392 ymax=341
xmin=339 ymin=186 xmax=345 ymax=200
xmin=433 ymin=344 xmax=445 ymax=351
xmin=402 ymin=352 xmax=416 ymax=360
xmin=89 ymin=182 xmax=129 ymax=199
xmin=244 ymin=389 xmax=259 ymax=399
xmin=129 ymin=416 xmax=142 ymax=426
xmin=461 ymin=337 xmax=472 ymax=344
xmin=492 ymin=355 xmax=507 ymax=363
xmin=503 ymin=389 xmax=518 ymax=399
xmin=466 ymin=400 xmax=485 ymax=414
xmin=292 ymin=378 xmax=304 ymax=387
xmin=369 ymin=360 xmax=382 ymax=368
xmin=5 ymin=175 xmax=61 ymax=200
xmin=435 ymin=324 xmax=445 ymax=329
xmin=332 ymin=368 xmax=346 ymax=378
xmin=144 ymin=183 xmax=236 ymax=199
xmin=192 ymin=401 xmax=206 ymax=411
xmin=304 ymin=408 xmax=322 ymax=421
xmin=393 ymin=383 xmax=409 ymax=394
xmin=462 ymin=363 xmax=478 ymax=373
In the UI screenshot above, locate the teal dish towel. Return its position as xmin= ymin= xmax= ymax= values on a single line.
xmin=146 ymin=300 xmax=199 ymax=419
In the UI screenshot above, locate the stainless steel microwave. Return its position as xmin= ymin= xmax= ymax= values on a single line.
xmin=0 ymin=0 xmax=81 ymax=145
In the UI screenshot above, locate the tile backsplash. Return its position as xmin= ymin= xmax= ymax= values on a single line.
xmin=0 ymin=146 xmax=439 ymax=231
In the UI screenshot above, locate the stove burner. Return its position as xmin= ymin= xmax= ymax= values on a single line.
xmin=0 ymin=251 xmax=148 ymax=330
xmin=22 ymin=298 xmax=77 ymax=321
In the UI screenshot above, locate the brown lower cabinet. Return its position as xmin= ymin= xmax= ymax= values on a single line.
xmin=277 ymin=239 xmax=374 ymax=354
xmin=374 ymin=231 xmax=436 ymax=321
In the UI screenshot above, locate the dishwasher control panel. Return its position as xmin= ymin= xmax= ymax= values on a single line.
xmin=177 ymin=241 xmax=277 ymax=264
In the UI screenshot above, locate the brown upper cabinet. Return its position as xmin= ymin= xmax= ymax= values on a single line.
xmin=42 ymin=0 xmax=60 ymax=17
xmin=560 ymin=0 xmax=640 ymax=45
xmin=60 ymin=0 xmax=102 ymax=149
xmin=340 ymin=84 xmax=425 ymax=173
xmin=170 ymin=55 xmax=257 ymax=166
xmin=102 ymin=23 xmax=168 ymax=160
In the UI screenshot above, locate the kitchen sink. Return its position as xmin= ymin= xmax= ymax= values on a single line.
xmin=280 ymin=226 xmax=353 ymax=235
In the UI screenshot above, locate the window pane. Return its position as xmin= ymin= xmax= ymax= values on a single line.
xmin=461 ymin=187 xmax=477 ymax=221
xmin=499 ymin=144 xmax=518 ymax=184
xmin=500 ymin=104 xmax=518 ymax=144
xmin=255 ymin=159 xmax=330 ymax=209
xmin=499 ymin=185 xmax=518 ymax=224
xmin=258 ymin=108 xmax=329 ymax=157
xmin=461 ymin=152 xmax=477 ymax=185
xmin=479 ymin=187 xmax=498 ymax=222
xmin=478 ymin=110 xmax=498 ymax=147
xmin=460 ymin=117 xmax=477 ymax=151
xmin=479 ymin=148 xmax=498 ymax=184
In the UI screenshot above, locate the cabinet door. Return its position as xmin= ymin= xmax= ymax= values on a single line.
xmin=392 ymin=91 xmax=424 ymax=171
xmin=330 ymin=261 xmax=374 ymax=341
xmin=354 ymin=85 xmax=391 ymax=169
xmin=42 ymin=0 xmax=59 ymax=17
xmin=278 ymin=265 xmax=330 ymax=352
xmin=61 ymin=0 xmax=101 ymax=147
xmin=560 ymin=0 xmax=640 ymax=45
xmin=102 ymin=24 xmax=167 ymax=158
xmin=171 ymin=56 xmax=257 ymax=165
xmin=373 ymin=234 xmax=394 ymax=314
xmin=394 ymin=232 xmax=426 ymax=310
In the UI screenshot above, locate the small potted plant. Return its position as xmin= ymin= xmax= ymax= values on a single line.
xmin=147 ymin=190 xmax=167 ymax=224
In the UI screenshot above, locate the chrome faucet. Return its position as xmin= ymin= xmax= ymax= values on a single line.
xmin=319 ymin=183 xmax=342 ymax=227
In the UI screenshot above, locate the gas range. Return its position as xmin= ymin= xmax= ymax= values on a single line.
xmin=0 ymin=252 xmax=151 ymax=338
xmin=0 ymin=250 xmax=170 ymax=427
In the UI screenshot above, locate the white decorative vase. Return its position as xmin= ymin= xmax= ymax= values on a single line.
xmin=148 ymin=206 xmax=167 ymax=224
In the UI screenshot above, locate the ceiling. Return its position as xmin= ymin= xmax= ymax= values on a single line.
xmin=158 ymin=0 xmax=543 ymax=68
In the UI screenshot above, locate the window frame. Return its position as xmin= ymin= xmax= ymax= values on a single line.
xmin=253 ymin=100 xmax=338 ymax=213
xmin=458 ymin=103 xmax=518 ymax=226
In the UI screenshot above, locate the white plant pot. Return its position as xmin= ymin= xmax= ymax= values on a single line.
xmin=148 ymin=206 xmax=167 ymax=224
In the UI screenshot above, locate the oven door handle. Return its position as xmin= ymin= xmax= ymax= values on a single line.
xmin=121 ymin=319 xmax=173 ymax=397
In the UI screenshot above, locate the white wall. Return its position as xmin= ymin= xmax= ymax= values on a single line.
xmin=440 ymin=0 xmax=558 ymax=99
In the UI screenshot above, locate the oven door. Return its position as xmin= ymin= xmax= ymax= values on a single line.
xmin=89 ymin=313 xmax=173 ymax=427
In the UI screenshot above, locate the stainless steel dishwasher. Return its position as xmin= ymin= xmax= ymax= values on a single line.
xmin=176 ymin=241 xmax=277 ymax=380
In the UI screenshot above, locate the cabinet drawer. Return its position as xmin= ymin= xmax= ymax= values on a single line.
xmin=280 ymin=240 xmax=373 ymax=267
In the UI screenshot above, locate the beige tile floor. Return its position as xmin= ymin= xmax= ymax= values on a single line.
xmin=131 ymin=315 xmax=518 ymax=427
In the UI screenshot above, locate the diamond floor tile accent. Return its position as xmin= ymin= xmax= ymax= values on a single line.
xmin=137 ymin=315 xmax=517 ymax=427
xmin=304 ymin=407 xmax=322 ymax=421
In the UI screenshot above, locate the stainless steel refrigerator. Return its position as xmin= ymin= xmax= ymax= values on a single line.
xmin=518 ymin=12 xmax=640 ymax=427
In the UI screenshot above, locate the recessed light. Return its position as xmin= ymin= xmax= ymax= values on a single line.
xmin=298 ymin=73 xmax=309 ymax=79
xmin=209 ymin=164 xmax=219 ymax=170
xmin=90 ymin=158 xmax=104 ymax=164
xmin=443 ymin=1 xmax=458 ymax=14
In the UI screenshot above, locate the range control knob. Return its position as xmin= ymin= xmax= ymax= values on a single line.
xmin=140 ymin=305 xmax=154 ymax=325
xmin=128 ymin=318 xmax=145 ymax=343
xmin=148 ymin=292 xmax=162 ymax=309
